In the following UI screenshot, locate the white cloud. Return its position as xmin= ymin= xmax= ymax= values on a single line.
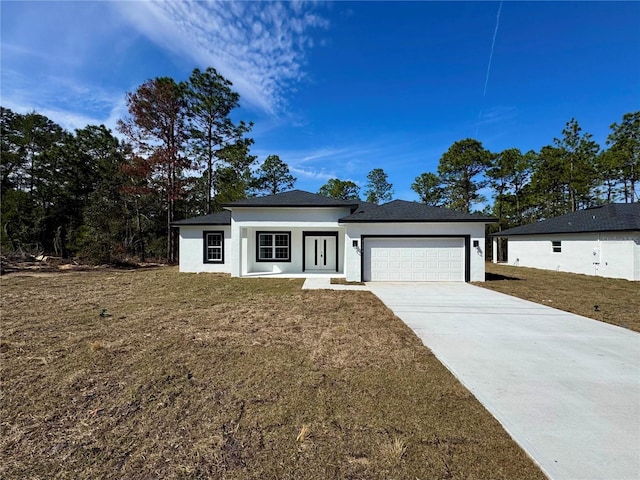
xmin=0 ymin=42 xmax=79 ymax=67
xmin=2 ymin=73 xmax=127 ymax=134
xmin=112 ymin=0 xmax=328 ymax=114
xmin=247 ymin=133 xmax=455 ymax=199
xmin=3 ymin=101 xmax=94 ymax=132
xmin=290 ymin=166 xmax=336 ymax=182
xmin=1 ymin=1 xmax=328 ymax=139
xmin=477 ymin=105 xmax=517 ymax=127
xmin=4 ymin=100 xmax=125 ymax=136
xmin=247 ymin=143 xmax=376 ymax=190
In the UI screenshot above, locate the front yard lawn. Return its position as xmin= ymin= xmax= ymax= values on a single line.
xmin=0 ymin=267 xmax=543 ymax=479
xmin=478 ymin=262 xmax=640 ymax=333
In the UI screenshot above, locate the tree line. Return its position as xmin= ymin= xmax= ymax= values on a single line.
xmin=1 ymin=67 xmax=296 ymax=263
xmin=318 ymin=114 xmax=639 ymax=232
xmin=428 ymin=114 xmax=638 ymax=230
xmin=1 ymin=65 xmax=637 ymax=263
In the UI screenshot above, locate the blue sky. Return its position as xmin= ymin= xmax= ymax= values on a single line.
xmin=2 ymin=1 xmax=639 ymax=201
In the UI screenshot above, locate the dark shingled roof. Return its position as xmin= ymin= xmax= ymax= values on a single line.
xmin=340 ymin=200 xmax=497 ymax=223
xmin=493 ymin=203 xmax=640 ymax=236
xmin=172 ymin=193 xmax=499 ymax=226
xmin=223 ymin=190 xmax=360 ymax=208
xmin=348 ymin=200 xmax=379 ymax=215
xmin=171 ymin=210 xmax=231 ymax=226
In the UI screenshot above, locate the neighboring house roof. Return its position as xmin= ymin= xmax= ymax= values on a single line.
xmin=494 ymin=203 xmax=640 ymax=236
xmin=223 ymin=190 xmax=360 ymax=208
xmin=171 ymin=210 xmax=231 ymax=226
xmin=340 ymin=200 xmax=497 ymax=223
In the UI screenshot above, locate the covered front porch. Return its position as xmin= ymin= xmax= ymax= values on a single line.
xmin=230 ymin=225 xmax=346 ymax=277
xmin=241 ymin=271 xmax=346 ymax=279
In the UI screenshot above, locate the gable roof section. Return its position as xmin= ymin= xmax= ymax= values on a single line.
xmin=223 ymin=190 xmax=360 ymax=208
xmin=171 ymin=210 xmax=231 ymax=226
xmin=340 ymin=200 xmax=496 ymax=223
xmin=494 ymin=203 xmax=640 ymax=236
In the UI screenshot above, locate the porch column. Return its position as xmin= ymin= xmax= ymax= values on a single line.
xmin=230 ymin=219 xmax=242 ymax=277
xmin=240 ymin=228 xmax=248 ymax=276
xmin=492 ymin=237 xmax=498 ymax=263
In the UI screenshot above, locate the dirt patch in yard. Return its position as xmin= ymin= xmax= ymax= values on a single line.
xmin=478 ymin=263 xmax=640 ymax=332
xmin=1 ymin=268 xmax=544 ymax=479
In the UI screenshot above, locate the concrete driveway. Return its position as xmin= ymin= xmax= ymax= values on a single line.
xmin=367 ymin=282 xmax=640 ymax=480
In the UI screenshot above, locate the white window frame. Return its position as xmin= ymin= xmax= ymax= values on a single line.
xmin=256 ymin=231 xmax=291 ymax=262
xmin=552 ymin=240 xmax=562 ymax=253
xmin=203 ymin=231 xmax=224 ymax=263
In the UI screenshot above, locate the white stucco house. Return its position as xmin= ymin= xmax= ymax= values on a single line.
xmin=491 ymin=203 xmax=640 ymax=281
xmin=172 ymin=190 xmax=496 ymax=282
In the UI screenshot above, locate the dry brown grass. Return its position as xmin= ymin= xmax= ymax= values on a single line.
xmin=296 ymin=423 xmax=312 ymax=443
xmin=380 ymin=436 xmax=407 ymax=464
xmin=478 ymin=262 xmax=640 ymax=332
xmin=1 ymin=267 xmax=544 ymax=479
xmin=330 ymin=277 xmax=365 ymax=286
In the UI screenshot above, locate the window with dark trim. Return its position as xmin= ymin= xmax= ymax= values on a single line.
xmin=552 ymin=240 xmax=562 ymax=253
xmin=203 ymin=231 xmax=224 ymax=263
xmin=256 ymin=232 xmax=291 ymax=262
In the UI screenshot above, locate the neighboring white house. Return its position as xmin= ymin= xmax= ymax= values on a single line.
xmin=492 ymin=203 xmax=640 ymax=281
xmin=173 ymin=190 xmax=496 ymax=282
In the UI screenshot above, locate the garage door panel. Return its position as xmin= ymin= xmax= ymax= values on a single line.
xmin=365 ymin=238 xmax=465 ymax=282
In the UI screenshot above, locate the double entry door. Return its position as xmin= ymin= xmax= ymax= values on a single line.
xmin=304 ymin=233 xmax=338 ymax=271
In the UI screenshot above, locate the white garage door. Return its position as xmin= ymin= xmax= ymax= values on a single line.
xmin=364 ymin=238 xmax=465 ymax=281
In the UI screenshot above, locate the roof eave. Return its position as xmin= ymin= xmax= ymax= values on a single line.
xmin=223 ymin=203 xmax=358 ymax=209
xmin=493 ymin=227 xmax=640 ymax=237
xmin=340 ymin=218 xmax=497 ymax=223
xmin=171 ymin=221 xmax=231 ymax=226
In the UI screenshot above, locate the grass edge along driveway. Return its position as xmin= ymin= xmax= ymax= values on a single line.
xmin=476 ymin=262 xmax=640 ymax=333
